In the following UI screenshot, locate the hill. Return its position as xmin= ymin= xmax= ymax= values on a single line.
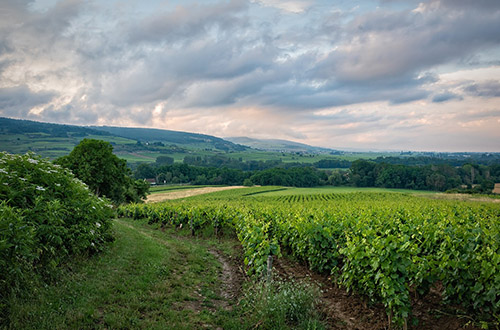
xmin=0 ymin=117 xmax=247 ymax=161
xmin=91 ymin=126 xmax=247 ymax=152
xmin=225 ymin=136 xmax=341 ymax=154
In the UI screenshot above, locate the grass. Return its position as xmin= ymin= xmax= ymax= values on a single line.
xmin=6 ymin=218 xmax=227 ymax=329
xmin=234 ymin=279 xmax=325 ymax=330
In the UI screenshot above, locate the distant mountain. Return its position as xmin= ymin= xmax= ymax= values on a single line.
xmin=225 ymin=137 xmax=341 ymax=154
xmin=91 ymin=126 xmax=247 ymax=152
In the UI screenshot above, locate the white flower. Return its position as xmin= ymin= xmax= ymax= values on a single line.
xmin=96 ymin=222 xmax=101 ymax=228
xmin=91 ymin=242 xmax=95 ymax=247
xmin=36 ymin=186 xmax=45 ymax=191
xmin=20 ymin=177 xmax=27 ymax=181
xmin=27 ymin=158 xmax=38 ymax=164
xmin=55 ymin=183 xmax=61 ymax=187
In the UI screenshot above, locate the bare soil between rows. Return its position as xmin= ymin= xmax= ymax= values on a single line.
xmin=206 ymin=244 xmax=480 ymax=329
xmin=274 ymin=257 xmax=480 ymax=330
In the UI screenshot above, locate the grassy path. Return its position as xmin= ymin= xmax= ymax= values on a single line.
xmin=7 ymin=219 xmax=235 ymax=329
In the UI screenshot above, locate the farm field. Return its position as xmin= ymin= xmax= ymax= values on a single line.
xmin=146 ymin=186 xmax=246 ymax=203
xmin=250 ymin=186 xmax=438 ymax=197
xmin=5 ymin=180 xmax=499 ymax=329
xmin=149 ymin=184 xmax=217 ymax=193
xmin=120 ymin=188 xmax=500 ymax=329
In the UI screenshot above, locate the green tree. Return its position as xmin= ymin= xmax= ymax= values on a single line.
xmin=57 ymin=139 xmax=136 ymax=203
xmin=156 ymin=155 xmax=174 ymax=165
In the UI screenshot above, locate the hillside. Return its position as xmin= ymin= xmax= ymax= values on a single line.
xmin=0 ymin=117 xmax=247 ymax=161
xmin=226 ymin=136 xmax=341 ymax=154
xmin=91 ymin=126 xmax=247 ymax=152
xmin=0 ymin=117 xmax=108 ymax=137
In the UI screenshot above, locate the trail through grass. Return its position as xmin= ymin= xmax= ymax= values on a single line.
xmin=7 ymin=218 xmax=230 ymax=329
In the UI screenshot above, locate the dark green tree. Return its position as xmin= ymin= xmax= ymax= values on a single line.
xmin=57 ymin=139 xmax=146 ymax=203
xmin=156 ymin=155 xmax=174 ymax=165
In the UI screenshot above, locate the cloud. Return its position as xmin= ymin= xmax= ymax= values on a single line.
xmin=319 ymin=5 xmax=500 ymax=84
xmin=127 ymin=0 xmax=248 ymax=44
xmin=431 ymin=92 xmax=463 ymax=103
xmin=463 ymin=80 xmax=500 ymax=98
xmin=0 ymin=0 xmax=499 ymax=151
xmin=253 ymin=0 xmax=313 ymax=13
xmin=0 ymin=85 xmax=55 ymax=118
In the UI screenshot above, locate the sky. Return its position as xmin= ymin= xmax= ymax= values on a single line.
xmin=1 ymin=0 xmax=500 ymax=152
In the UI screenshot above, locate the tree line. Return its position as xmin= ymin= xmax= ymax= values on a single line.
xmin=135 ymin=158 xmax=500 ymax=192
xmin=134 ymin=162 xmax=328 ymax=187
xmin=348 ymin=160 xmax=500 ymax=192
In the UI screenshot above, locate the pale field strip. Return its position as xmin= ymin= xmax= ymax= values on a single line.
xmin=146 ymin=186 xmax=246 ymax=203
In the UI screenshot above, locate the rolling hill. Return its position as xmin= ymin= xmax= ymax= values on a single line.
xmin=0 ymin=117 xmax=247 ymax=161
xmin=91 ymin=126 xmax=247 ymax=151
xmin=225 ymin=136 xmax=341 ymax=154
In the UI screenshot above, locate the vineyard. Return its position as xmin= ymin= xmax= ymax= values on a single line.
xmin=119 ymin=191 xmax=500 ymax=328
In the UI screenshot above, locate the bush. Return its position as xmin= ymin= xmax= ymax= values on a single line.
xmin=243 ymin=178 xmax=254 ymax=187
xmin=0 ymin=152 xmax=114 ymax=323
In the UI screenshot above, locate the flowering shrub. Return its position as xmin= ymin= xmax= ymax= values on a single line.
xmin=0 ymin=152 xmax=114 ymax=311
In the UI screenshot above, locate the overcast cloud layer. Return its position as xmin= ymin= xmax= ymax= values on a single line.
xmin=1 ymin=0 xmax=499 ymax=152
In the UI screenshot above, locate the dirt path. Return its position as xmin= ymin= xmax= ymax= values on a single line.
xmin=274 ymin=257 xmax=480 ymax=330
xmin=208 ymin=248 xmax=245 ymax=311
xmin=146 ymin=186 xmax=246 ymax=203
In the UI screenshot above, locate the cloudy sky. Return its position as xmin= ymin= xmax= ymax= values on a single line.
xmin=1 ymin=0 xmax=500 ymax=152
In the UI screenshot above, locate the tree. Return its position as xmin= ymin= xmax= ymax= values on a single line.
xmin=57 ymin=139 xmax=144 ymax=204
xmin=125 ymin=178 xmax=150 ymax=203
xmin=156 ymin=155 xmax=174 ymax=165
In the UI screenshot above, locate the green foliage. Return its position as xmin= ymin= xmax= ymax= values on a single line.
xmin=155 ymin=155 xmax=174 ymax=165
xmin=236 ymin=280 xmax=325 ymax=329
xmin=57 ymin=139 xmax=149 ymax=204
xmin=124 ymin=179 xmax=150 ymax=203
xmin=57 ymin=139 xmax=130 ymax=203
xmin=243 ymin=178 xmax=254 ymax=186
xmin=350 ymin=160 xmax=500 ymax=192
xmin=0 ymin=152 xmax=114 ymax=325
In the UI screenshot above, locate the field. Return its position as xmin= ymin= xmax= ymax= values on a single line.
xmin=6 ymin=185 xmax=499 ymax=329
xmin=146 ymin=186 xmax=246 ymax=203
xmin=119 ymin=187 xmax=500 ymax=328
xmin=251 ymin=186 xmax=438 ymax=196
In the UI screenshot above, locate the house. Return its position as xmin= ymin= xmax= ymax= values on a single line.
xmin=493 ymin=183 xmax=500 ymax=194
xmin=145 ymin=178 xmax=156 ymax=185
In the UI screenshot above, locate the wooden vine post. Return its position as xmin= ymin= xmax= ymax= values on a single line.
xmin=266 ymin=255 xmax=273 ymax=282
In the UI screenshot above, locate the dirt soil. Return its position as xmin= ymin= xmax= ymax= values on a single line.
xmin=273 ymin=257 xmax=481 ymax=330
xmin=208 ymin=248 xmax=246 ymax=311
xmin=422 ymin=193 xmax=500 ymax=203
xmin=146 ymin=186 xmax=246 ymax=203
